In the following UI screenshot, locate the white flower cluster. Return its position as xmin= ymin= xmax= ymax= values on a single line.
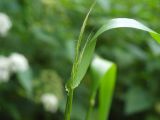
xmin=0 ymin=53 xmax=29 ymax=83
xmin=0 ymin=56 xmax=11 ymax=82
xmin=41 ymin=93 xmax=59 ymax=113
xmin=0 ymin=13 xmax=12 ymax=36
xmin=9 ymin=53 xmax=29 ymax=72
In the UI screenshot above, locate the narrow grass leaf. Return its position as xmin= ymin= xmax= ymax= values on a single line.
xmin=71 ymin=18 xmax=160 ymax=89
xmin=90 ymin=56 xmax=117 ymax=120
xmin=66 ymin=1 xmax=96 ymax=90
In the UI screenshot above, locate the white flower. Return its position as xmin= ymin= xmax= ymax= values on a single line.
xmin=41 ymin=93 xmax=59 ymax=113
xmin=0 ymin=13 xmax=12 ymax=36
xmin=0 ymin=56 xmax=11 ymax=82
xmin=0 ymin=53 xmax=29 ymax=82
xmin=9 ymin=53 xmax=29 ymax=73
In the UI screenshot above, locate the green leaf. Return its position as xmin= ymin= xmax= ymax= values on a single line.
xmin=125 ymin=87 xmax=153 ymax=115
xmin=89 ymin=55 xmax=117 ymax=120
xmin=69 ymin=18 xmax=160 ymax=89
xmin=66 ymin=1 xmax=96 ymax=90
xmin=17 ymin=69 xmax=33 ymax=97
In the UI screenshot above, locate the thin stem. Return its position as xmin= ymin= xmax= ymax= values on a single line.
xmin=64 ymin=89 xmax=74 ymax=120
xmin=85 ymin=93 xmax=96 ymax=120
xmin=85 ymin=104 xmax=92 ymax=120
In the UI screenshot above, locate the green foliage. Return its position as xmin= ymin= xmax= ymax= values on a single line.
xmin=17 ymin=70 xmax=33 ymax=97
xmin=0 ymin=0 xmax=160 ymax=120
xmin=125 ymin=87 xmax=153 ymax=114
xmin=65 ymin=3 xmax=160 ymax=119
xmin=66 ymin=2 xmax=96 ymax=90
xmin=34 ymin=70 xmax=64 ymax=101
xmin=67 ymin=15 xmax=160 ymax=91
xmin=89 ymin=55 xmax=117 ymax=120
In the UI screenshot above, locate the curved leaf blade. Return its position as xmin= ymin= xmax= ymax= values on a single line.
xmin=71 ymin=18 xmax=160 ymax=89
xmin=92 ymin=18 xmax=160 ymax=43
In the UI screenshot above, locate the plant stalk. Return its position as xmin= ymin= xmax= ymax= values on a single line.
xmin=85 ymin=93 xmax=96 ymax=120
xmin=85 ymin=104 xmax=93 ymax=120
xmin=64 ymin=89 xmax=74 ymax=120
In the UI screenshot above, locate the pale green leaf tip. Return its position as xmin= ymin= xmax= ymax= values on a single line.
xmin=150 ymin=32 xmax=160 ymax=44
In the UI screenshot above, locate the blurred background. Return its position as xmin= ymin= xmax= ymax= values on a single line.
xmin=0 ymin=0 xmax=160 ymax=120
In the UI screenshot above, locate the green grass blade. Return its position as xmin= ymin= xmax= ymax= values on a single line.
xmin=70 ymin=18 xmax=160 ymax=89
xmin=66 ymin=1 xmax=96 ymax=90
xmin=91 ymin=18 xmax=160 ymax=43
xmin=75 ymin=1 xmax=96 ymax=58
xmin=90 ymin=55 xmax=117 ymax=120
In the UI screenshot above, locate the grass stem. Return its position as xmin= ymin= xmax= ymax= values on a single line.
xmin=85 ymin=93 xmax=96 ymax=120
xmin=64 ymin=89 xmax=74 ymax=120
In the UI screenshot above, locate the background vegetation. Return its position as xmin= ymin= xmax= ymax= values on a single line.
xmin=0 ymin=0 xmax=160 ymax=120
